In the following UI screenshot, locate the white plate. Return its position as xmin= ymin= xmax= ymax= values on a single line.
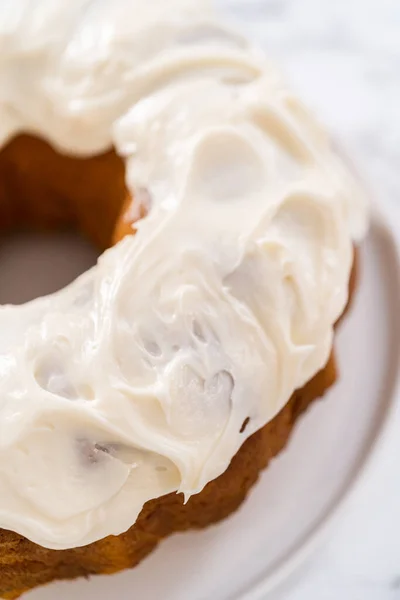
xmin=2 ymin=211 xmax=399 ymax=600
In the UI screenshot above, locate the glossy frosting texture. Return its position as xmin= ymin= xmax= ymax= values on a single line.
xmin=0 ymin=0 xmax=368 ymax=549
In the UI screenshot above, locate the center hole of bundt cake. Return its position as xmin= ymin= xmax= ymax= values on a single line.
xmin=0 ymin=231 xmax=98 ymax=305
xmin=0 ymin=135 xmax=130 ymax=305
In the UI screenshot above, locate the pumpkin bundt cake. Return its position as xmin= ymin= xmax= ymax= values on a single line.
xmin=0 ymin=0 xmax=367 ymax=597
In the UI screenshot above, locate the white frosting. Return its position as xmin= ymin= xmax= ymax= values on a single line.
xmin=0 ymin=0 xmax=368 ymax=550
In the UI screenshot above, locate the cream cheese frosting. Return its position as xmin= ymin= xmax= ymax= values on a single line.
xmin=0 ymin=0 xmax=368 ymax=549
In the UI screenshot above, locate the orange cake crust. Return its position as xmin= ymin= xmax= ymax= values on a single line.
xmin=0 ymin=352 xmax=337 ymax=600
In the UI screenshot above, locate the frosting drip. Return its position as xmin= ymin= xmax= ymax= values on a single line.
xmin=0 ymin=0 xmax=368 ymax=549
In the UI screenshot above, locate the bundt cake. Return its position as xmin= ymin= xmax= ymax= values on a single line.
xmin=0 ymin=0 xmax=367 ymax=597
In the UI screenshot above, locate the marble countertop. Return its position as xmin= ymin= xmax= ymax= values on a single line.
xmin=221 ymin=1 xmax=400 ymax=599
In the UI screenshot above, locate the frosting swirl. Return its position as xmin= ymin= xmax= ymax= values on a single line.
xmin=0 ymin=0 xmax=368 ymax=549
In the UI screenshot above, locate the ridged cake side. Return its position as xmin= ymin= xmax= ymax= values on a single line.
xmin=0 ymin=135 xmax=128 ymax=249
xmin=0 ymin=352 xmax=336 ymax=599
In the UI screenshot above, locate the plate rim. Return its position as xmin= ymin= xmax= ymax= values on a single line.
xmin=235 ymin=205 xmax=400 ymax=600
